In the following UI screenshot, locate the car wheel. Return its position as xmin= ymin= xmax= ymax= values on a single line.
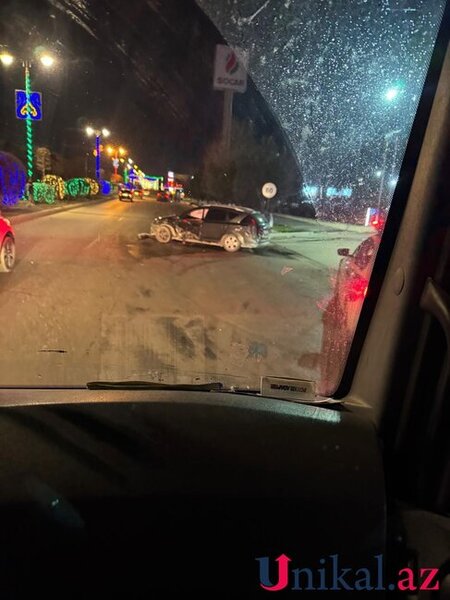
xmin=0 ymin=234 xmax=15 ymax=273
xmin=222 ymin=234 xmax=241 ymax=253
xmin=155 ymin=225 xmax=172 ymax=244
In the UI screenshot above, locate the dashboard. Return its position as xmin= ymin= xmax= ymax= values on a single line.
xmin=0 ymin=390 xmax=385 ymax=594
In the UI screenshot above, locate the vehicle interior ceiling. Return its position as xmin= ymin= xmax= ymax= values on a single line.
xmin=0 ymin=2 xmax=449 ymax=596
xmin=341 ymin=5 xmax=450 ymax=590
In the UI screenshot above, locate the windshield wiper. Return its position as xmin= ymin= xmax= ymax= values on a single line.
xmin=86 ymin=380 xmax=224 ymax=391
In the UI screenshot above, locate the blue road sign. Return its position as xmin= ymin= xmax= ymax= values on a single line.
xmin=15 ymin=90 xmax=43 ymax=121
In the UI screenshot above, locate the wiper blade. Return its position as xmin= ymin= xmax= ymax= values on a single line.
xmin=86 ymin=380 xmax=224 ymax=392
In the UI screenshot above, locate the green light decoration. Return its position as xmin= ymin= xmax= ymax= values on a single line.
xmin=85 ymin=178 xmax=100 ymax=195
xmin=24 ymin=66 xmax=33 ymax=179
xmin=65 ymin=178 xmax=91 ymax=197
xmin=43 ymin=175 xmax=65 ymax=200
xmin=32 ymin=182 xmax=56 ymax=204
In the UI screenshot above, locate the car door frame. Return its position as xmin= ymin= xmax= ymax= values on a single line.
xmin=200 ymin=207 xmax=231 ymax=242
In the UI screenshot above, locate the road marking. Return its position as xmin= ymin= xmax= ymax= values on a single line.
xmin=86 ymin=235 xmax=100 ymax=249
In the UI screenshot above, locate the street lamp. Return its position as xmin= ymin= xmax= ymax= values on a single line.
xmin=0 ymin=51 xmax=14 ymax=66
xmin=40 ymin=54 xmax=55 ymax=68
xmin=0 ymin=47 xmax=56 ymax=180
xmin=85 ymin=126 xmax=110 ymax=180
xmin=384 ymin=87 xmax=400 ymax=102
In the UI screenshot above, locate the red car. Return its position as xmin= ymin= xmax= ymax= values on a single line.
xmin=319 ymin=225 xmax=383 ymax=396
xmin=156 ymin=189 xmax=171 ymax=202
xmin=0 ymin=215 xmax=15 ymax=273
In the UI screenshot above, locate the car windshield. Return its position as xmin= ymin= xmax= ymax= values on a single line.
xmin=0 ymin=0 xmax=445 ymax=394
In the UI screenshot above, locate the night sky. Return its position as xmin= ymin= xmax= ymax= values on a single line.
xmin=0 ymin=0 xmax=445 ymax=188
xmin=0 ymin=0 xmax=231 ymax=175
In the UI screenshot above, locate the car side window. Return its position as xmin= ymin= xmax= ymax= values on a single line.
xmin=226 ymin=210 xmax=242 ymax=222
xmin=204 ymin=208 xmax=227 ymax=222
xmin=185 ymin=208 xmax=207 ymax=220
xmin=240 ymin=214 xmax=257 ymax=226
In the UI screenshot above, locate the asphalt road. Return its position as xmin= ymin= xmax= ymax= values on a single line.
xmin=0 ymin=197 xmax=366 ymax=389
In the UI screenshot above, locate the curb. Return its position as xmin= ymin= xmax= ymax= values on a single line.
xmin=7 ymin=196 xmax=114 ymax=225
xmin=270 ymin=230 xmax=368 ymax=242
xmin=273 ymin=213 xmax=372 ymax=234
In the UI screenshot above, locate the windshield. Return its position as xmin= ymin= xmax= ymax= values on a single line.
xmin=0 ymin=0 xmax=445 ymax=393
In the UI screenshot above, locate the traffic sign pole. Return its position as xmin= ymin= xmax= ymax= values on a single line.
xmin=24 ymin=62 xmax=33 ymax=180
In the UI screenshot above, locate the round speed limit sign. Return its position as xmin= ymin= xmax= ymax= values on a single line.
xmin=262 ymin=182 xmax=277 ymax=199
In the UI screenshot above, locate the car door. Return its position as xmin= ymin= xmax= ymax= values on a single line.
xmin=200 ymin=207 xmax=229 ymax=241
xmin=178 ymin=207 xmax=208 ymax=240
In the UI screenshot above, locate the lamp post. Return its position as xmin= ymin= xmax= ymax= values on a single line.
xmin=372 ymin=83 xmax=404 ymax=214
xmin=86 ymin=126 xmax=110 ymax=180
xmin=0 ymin=48 xmax=56 ymax=181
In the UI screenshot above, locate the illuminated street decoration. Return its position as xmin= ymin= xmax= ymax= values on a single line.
xmin=0 ymin=151 xmax=26 ymax=206
xmin=43 ymin=175 xmax=65 ymax=200
xmin=85 ymin=127 xmax=110 ymax=181
xmin=303 ymin=185 xmax=319 ymax=197
xmin=2 ymin=51 xmax=54 ymax=183
xmin=65 ymin=178 xmax=90 ymax=197
xmin=101 ymin=180 xmax=111 ymax=195
xmin=326 ymin=187 xmax=352 ymax=198
xmin=144 ymin=175 xmax=163 ymax=191
xmin=24 ymin=67 xmax=33 ymax=179
xmin=32 ymin=182 xmax=56 ymax=204
xmin=85 ymin=178 xmax=100 ymax=195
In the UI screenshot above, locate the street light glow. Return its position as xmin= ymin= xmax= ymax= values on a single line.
xmin=119 ymin=147 xmax=126 ymax=155
xmin=86 ymin=126 xmax=94 ymax=136
xmin=385 ymin=87 xmax=400 ymax=102
xmin=106 ymin=146 xmax=113 ymax=155
xmin=375 ymin=170 xmax=382 ymax=178
xmin=40 ymin=53 xmax=55 ymax=68
xmin=0 ymin=52 xmax=14 ymax=66
xmin=102 ymin=128 xmax=110 ymax=137
xmin=389 ymin=177 xmax=398 ymax=187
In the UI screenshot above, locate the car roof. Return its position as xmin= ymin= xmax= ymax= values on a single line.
xmin=190 ymin=203 xmax=256 ymax=213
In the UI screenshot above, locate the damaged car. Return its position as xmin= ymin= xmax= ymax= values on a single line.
xmin=150 ymin=204 xmax=271 ymax=252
